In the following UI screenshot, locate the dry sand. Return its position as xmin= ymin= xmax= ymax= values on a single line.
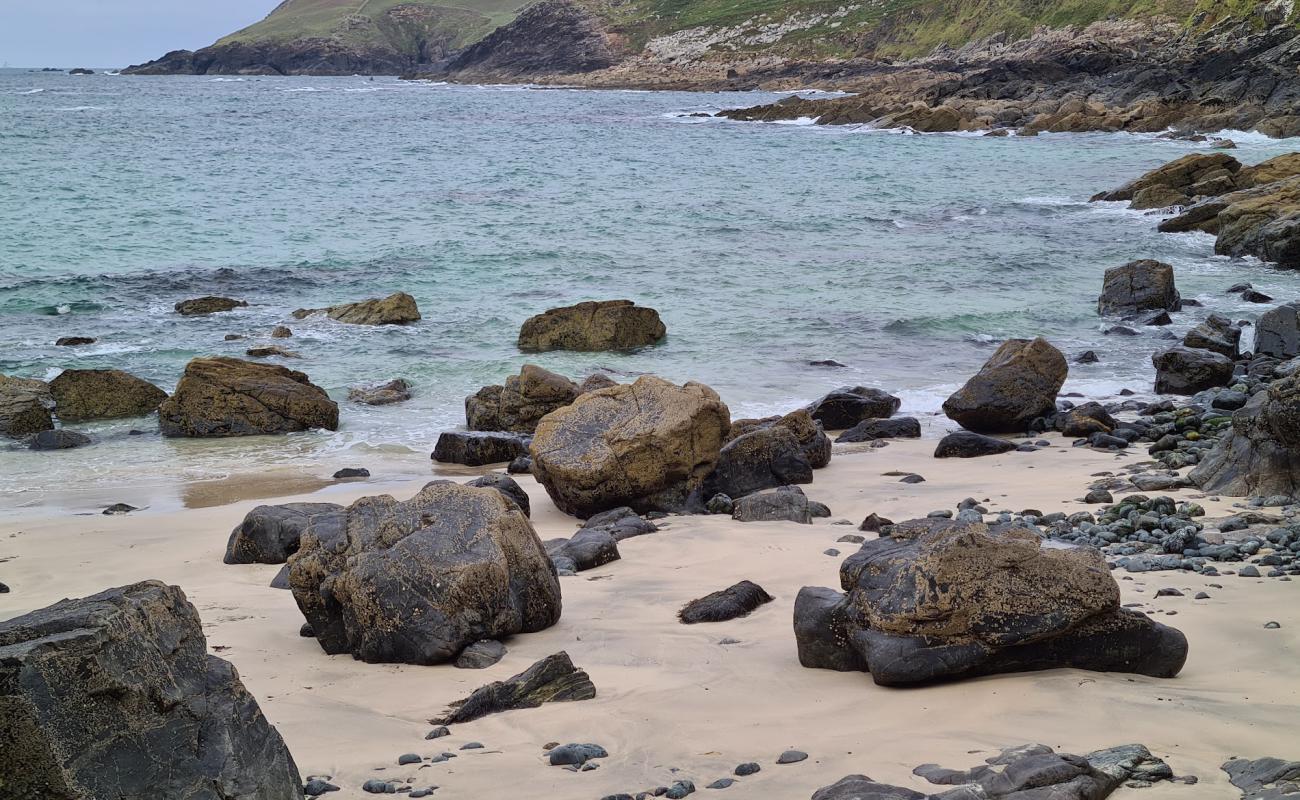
xmin=1 ymin=435 xmax=1296 ymax=799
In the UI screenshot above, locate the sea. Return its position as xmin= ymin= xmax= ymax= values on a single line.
xmin=3 ymin=69 xmax=1299 ymax=512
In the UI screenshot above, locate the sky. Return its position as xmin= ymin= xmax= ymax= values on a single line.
xmin=0 ymin=1 xmax=278 ymax=68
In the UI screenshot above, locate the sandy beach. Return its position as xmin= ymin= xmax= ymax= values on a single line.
xmin=3 ymin=435 xmax=1294 ymax=799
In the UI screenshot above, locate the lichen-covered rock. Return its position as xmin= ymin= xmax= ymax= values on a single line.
xmin=1191 ymin=374 xmax=1300 ymax=498
xmin=794 ymin=522 xmax=1188 ymax=685
xmin=0 ymin=581 xmax=301 ymax=800
xmin=431 ymin=651 xmax=595 ymax=725
xmin=465 ymin=364 xmax=579 ymax=433
xmin=224 ymin=502 xmax=343 ymax=564
xmin=288 ymin=481 xmax=561 ymax=664
xmin=0 ymin=375 xmax=53 ymax=438
xmin=1185 ymin=313 xmax=1242 ymax=358
xmin=432 ymin=431 xmax=531 ymax=466
xmin=1097 ymin=260 xmax=1181 ymax=316
xmin=465 ymin=472 xmax=531 ymax=517
xmin=943 ymin=337 xmax=1067 ymax=433
xmin=1092 ymin=152 xmax=1241 ymax=203
xmin=726 ymin=408 xmax=831 ymax=468
xmin=1255 ymin=302 xmax=1300 ymax=359
xmin=1152 ymin=345 xmax=1234 ymax=395
xmin=175 ymin=296 xmax=248 ymax=315
xmin=704 ymin=425 xmax=813 ymax=499
xmin=1161 ymin=175 xmax=1300 ymax=268
xmin=530 ymin=375 xmax=730 ymax=517
xmin=327 ymin=292 xmax=420 ymax=325
xmin=518 ymin=300 xmax=666 ymax=352
xmin=159 ymin=357 xmax=338 ymax=437
xmin=806 ymin=386 xmax=901 ymax=429
xmin=49 ymin=368 xmax=167 ymax=422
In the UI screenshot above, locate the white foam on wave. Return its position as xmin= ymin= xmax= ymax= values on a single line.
xmin=17 ymin=88 xmax=44 ymax=95
xmin=209 ymin=77 xmax=246 ymax=82
xmin=283 ymin=87 xmax=325 ymax=93
xmin=53 ymin=106 xmax=101 ymax=112
xmin=1207 ymin=128 xmax=1300 ymax=145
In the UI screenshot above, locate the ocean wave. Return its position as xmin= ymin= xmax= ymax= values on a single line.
xmin=209 ymin=77 xmax=246 ymax=82
xmin=16 ymin=88 xmax=44 ymax=95
xmin=53 ymin=106 xmax=101 ymax=112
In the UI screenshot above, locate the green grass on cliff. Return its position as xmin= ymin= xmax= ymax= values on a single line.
xmin=215 ymin=0 xmax=530 ymax=49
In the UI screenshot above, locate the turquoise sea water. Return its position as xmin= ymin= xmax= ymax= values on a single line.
xmin=3 ymin=70 xmax=1300 ymax=509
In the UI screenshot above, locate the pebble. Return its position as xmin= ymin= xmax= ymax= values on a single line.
xmin=428 ymin=753 xmax=456 ymax=763
xmin=777 ymin=750 xmax=808 ymax=764
xmin=706 ymin=778 xmax=735 ymax=789
xmin=298 ymin=622 xmax=314 ymax=637
xmin=1265 ymin=621 xmax=1281 ymax=629
xmin=900 ymin=474 xmax=926 ymax=484
xmin=823 ymin=548 xmax=840 ymax=557
xmin=1239 ymin=565 xmax=1261 ymax=578
xmin=735 ymin=763 xmax=760 ymax=776
xmin=409 ymin=790 xmax=435 ymax=798
xmin=837 ymin=534 xmax=865 ymax=544
xmin=460 ymin=742 xmax=484 ymax=750
xmin=666 ymin=780 xmax=696 ymax=798
xmin=1194 ymin=592 xmax=1211 ymax=599
xmin=0 ymin=582 xmax=9 ymax=594
xmin=361 ymin=779 xmax=395 ymax=794
xmin=425 ymin=727 xmax=450 ymax=740
xmin=1155 ymin=588 xmax=1183 ymax=597
xmin=548 ymin=743 xmax=608 ymax=767
xmin=397 ymin=754 xmax=421 ymax=766
xmin=303 ymin=777 xmax=340 ymax=796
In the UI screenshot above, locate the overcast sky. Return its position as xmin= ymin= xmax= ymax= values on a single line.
xmin=0 ymin=1 xmax=277 ymax=67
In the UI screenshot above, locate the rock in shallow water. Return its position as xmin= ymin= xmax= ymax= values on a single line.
xmin=432 ymin=431 xmax=530 ymax=466
xmin=50 ymin=368 xmax=167 ymax=422
xmin=159 ymin=356 xmax=338 ymax=437
xmin=29 ymin=428 xmax=92 ymax=450
xmin=1097 ymin=259 xmax=1181 ymax=316
xmin=466 ymin=364 xmax=578 ymax=433
xmin=517 ymin=300 xmax=665 ymax=352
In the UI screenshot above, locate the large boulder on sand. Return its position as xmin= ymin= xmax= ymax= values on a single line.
xmin=942 ymin=337 xmax=1067 ymax=433
xmin=225 ymin=502 xmax=343 ymax=564
xmin=0 ymin=375 xmax=53 ymax=438
xmin=289 ymin=481 xmax=561 ymax=664
xmin=159 ymin=357 xmax=338 ymax=437
xmin=726 ymin=408 xmax=831 ymax=468
xmin=1191 ymin=373 xmax=1300 ymax=497
xmin=1097 ymin=260 xmax=1181 ymax=316
xmin=466 ymin=364 xmax=579 ymax=433
xmin=1255 ymin=302 xmax=1300 ymax=358
xmin=517 ymin=300 xmax=666 ymax=352
xmin=0 ymin=581 xmax=301 ymax=799
xmin=806 ymin=386 xmax=900 ymax=429
xmin=530 ymin=375 xmax=730 ymax=517
xmin=433 ymin=431 xmax=531 ymax=466
xmin=794 ymin=522 xmax=1188 ymax=686
xmin=704 ymin=425 xmax=813 ymax=499
xmin=1152 ymin=346 xmax=1234 ymax=395
xmin=49 ymin=368 xmax=167 ymax=421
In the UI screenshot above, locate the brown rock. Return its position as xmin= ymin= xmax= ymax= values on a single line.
xmin=518 ymin=300 xmax=665 ymax=352
xmin=325 ymin=291 xmax=421 ymax=325
xmin=942 ymin=338 xmax=1067 ymax=434
xmin=466 ymin=364 xmax=579 ymax=433
xmin=0 ymin=375 xmax=53 ymax=438
xmin=158 ymin=357 xmax=338 ymax=437
xmin=348 ymin=378 xmax=412 ymax=405
xmin=174 ymin=296 xmax=247 ymax=315
xmin=49 ymin=369 xmax=167 ymax=422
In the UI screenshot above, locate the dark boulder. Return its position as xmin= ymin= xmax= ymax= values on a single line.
xmin=1184 ymin=313 xmax=1242 ymax=358
xmin=175 ymin=296 xmax=247 ymax=315
xmin=1097 ymin=260 xmax=1181 ymax=316
xmin=333 ymin=467 xmax=370 ymax=479
xmin=1222 ymin=756 xmax=1300 ymax=799
xmin=55 ymin=336 xmax=96 ymax=346
xmin=431 ymin=651 xmax=595 ymax=725
xmin=432 ymin=431 xmax=531 ymax=466
xmin=934 ymin=431 xmax=1017 ymax=458
xmin=465 ymin=364 xmax=578 ymax=433
xmin=225 ymin=502 xmax=343 ymax=565
xmin=517 ymin=300 xmax=665 ymax=352
xmin=794 ymin=522 xmax=1188 ymax=685
xmin=943 ymin=337 xmax=1067 ymax=433
xmin=732 ymin=485 xmax=815 ymax=524
xmin=454 ymin=640 xmax=508 ymax=669
xmin=545 ymin=528 xmax=620 ymax=571
xmin=580 ymin=506 xmax=659 ymax=541
xmin=159 ymin=357 xmax=338 ymax=437
xmin=1255 ymin=302 xmax=1300 ymax=358
xmin=806 ymin=386 xmax=900 ymax=429
xmin=29 ymin=429 xmax=92 ymax=450
xmin=704 ymin=425 xmax=813 ymax=499
xmin=1152 ymin=346 xmax=1234 ymax=395
xmin=466 ymin=472 xmax=531 ymax=516
xmin=1191 ymin=374 xmax=1300 ymax=497
xmin=836 ymin=417 xmax=921 ymax=442
xmin=288 ymin=481 xmax=561 ymax=664
xmin=0 ymin=375 xmax=53 ymax=438
xmin=726 ymin=408 xmax=831 ymax=468
xmin=49 ymin=369 xmax=167 ymax=422
xmin=678 ymin=580 xmax=773 ymax=623
xmin=0 ymin=581 xmax=301 ymax=799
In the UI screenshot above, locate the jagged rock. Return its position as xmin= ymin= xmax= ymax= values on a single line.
xmin=348 ymin=378 xmax=412 ymax=405
xmin=289 ymin=481 xmax=560 ymax=664
xmin=30 ymin=429 xmax=92 ymax=450
xmin=49 ymin=369 xmax=167 ymax=421
xmin=794 ymin=521 xmax=1188 ymax=685
xmin=943 ymin=337 xmax=1067 ymax=433
xmin=55 ymin=336 xmax=96 ymax=346
xmin=836 ymin=417 xmax=921 ymax=442
xmin=704 ymin=425 xmax=812 ymax=499
xmin=678 ymin=580 xmax=773 ymax=624
xmin=1191 ymin=374 xmax=1300 ymax=497
xmin=732 ymin=485 xmax=814 ymax=524
xmin=1097 ymin=259 xmax=1181 ymax=316
xmin=518 ymin=300 xmax=665 ymax=352
xmin=325 ymin=292 xmax=420 ymax=325
xmin=175 ymin=296 xmax=247 ymax=315
xmin=1161 ymin=175 xmax=1300 ymax=268
xmin=1185 ymin=313 xmax=1242 ymax=358
xmin=465 ymin=364 xmax=579 ymax=433
xmin=433 ymin=431 xmax=531 ymax=466
xmin=0 ymin=581 xmax=301 ymax=799
xmin=159 ymin=357 xmax=338 ymax=437
xmin=431 ymin=651 xmax=595 ymax=724
xmin=726 ymin=408 xmax=831 ymax=468
xmin=466 ymin=472 xmax=531 ymax=517
xmin=455 ymin=640 xmax=508 ymax=669
xmin=0 ymin=376 xmax=53 ymax=437
xmin=438 ymin=0 xmax=622 ymax=78
xmin=577 ymin=373 xmax=619 ymax=393
xmin=1152 ymin=346 xmax=1234 ymax=395
xmin=530 ymin=375 xmax=730 ymax=517
xmin=934 ymin=431 xmax=1017 ymax=458
xmin=1256 ymin=302 xmax=1300 ymax=359
xmin=806 ymin=386 xmax=901 ymax=429
xmin=225 ymin=502 xmax=343 ymax=565
xmin=1222 ymin=756 xmax=1300 ymax=799
xmin=1093 ymin=152 xmax=1241 ymax=203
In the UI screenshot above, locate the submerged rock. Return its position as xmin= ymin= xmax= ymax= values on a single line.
xmin=49 ymin=368 xmax=167 ymax=422
xmin=0 ymin=581 xmax=301 ymax=799
xmin=29 ymin=429 xmax=92 ymax=450
xmin=431 ymin=651 xmax=595 ymax=724
xmin=530 ymin=375 xmax=730 ymax=517
xmin=794 ymin=521 xmax=1188 ymax=685
xmin=943 ymin=337 xmax=1067 ymax=434
xmin=159 ymin=357 xmax=338 ymax=437
xmin=55 ymin=336 xmax=96 ymax=346
xmin=518 ymin=300 xmax=665 ymax=352
xmin=289 ymin=481 xmax=560 ymax=664
xmin=348 ymin=378 xmax=412 ymax=405
xmin=678 ymin=580 xmax=773 ymax=624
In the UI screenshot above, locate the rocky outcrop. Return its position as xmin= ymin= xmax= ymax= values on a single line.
xmin=794 ymin=521 xmax=1188 ymax=685
xmin=432 ymin=651 xmax=595 ymax=724
xmin=726 ymin=408 xmax=831 ymax=468
xmin=1191 ymin=374 xmax=1300 ymax=497
xmin=49 ymin=368 xmax=167 ymax=421
xmin=943 ymin=337 xmax=1067 ymax=433
xmin=175 ymin=296 xmax=247 ymax=315
xmin=158 ymin=357 xmax=339 ymax=437
xmin=432 ymin=430 xmax=531 ymax=465
xmin=0 ymin=375 xmax=53 ymax=438
xmin=1096 ymin=260 xmax=1181 ymax=316
xmin=435 ymin=0 xmax=622 ymax=80
xmin=289 ymin=481 xmax=561 ymax=664
xmin=225 ymin=502 xmax=343 ymax=565
xmin=466 ymin=364 xmax=579 ymax=432
xmin=0 ymin=581 xmax=301 ymax=799
xmin=517 ymin=300 xmax=665 ymax=352
xmin=1255 ymin=302 xmax=1300 ymax=358
xmin=530 ymin=375 xmax=730 ymax=517
xmin=1092 ymin=152 xmax=1242 ymax=205
xmin=806 ymin=386 xmax=901 ymax=429
xmin=1185 ymin=313 xmax=1243 ymax=358
xmin=1152 ymin=345 xmax=1234 ymax=395
xmin=1223 ymin=756 xmax=1300 ymax=799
